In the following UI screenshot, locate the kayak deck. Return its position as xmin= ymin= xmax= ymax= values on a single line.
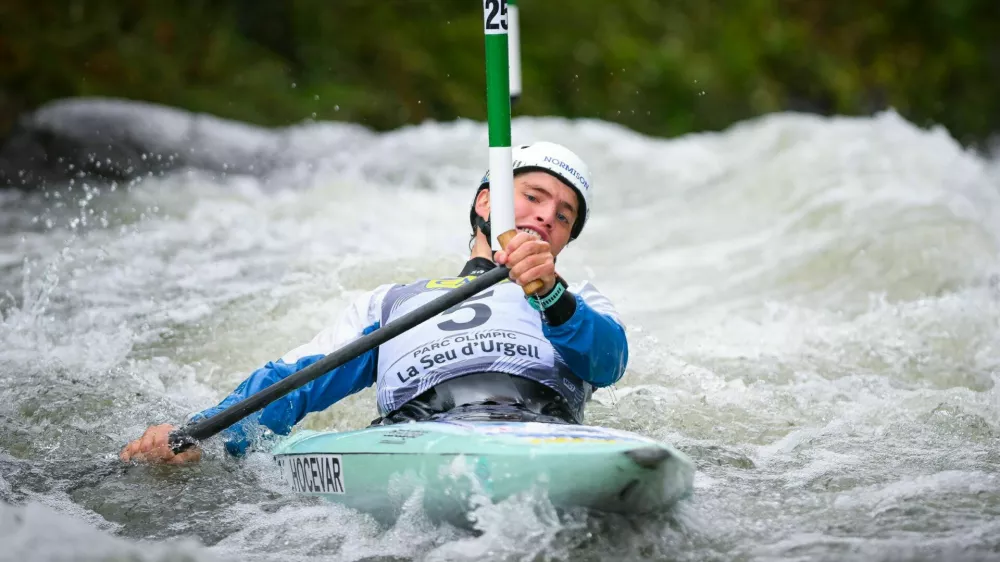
xmin=272 ymin=421 xmax=694 ymax=524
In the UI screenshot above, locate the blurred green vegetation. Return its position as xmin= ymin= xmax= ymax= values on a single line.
xmin=1 ymin=0 xmax=997 ymax=144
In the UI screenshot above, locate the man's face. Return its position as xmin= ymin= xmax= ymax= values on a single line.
xmin=475 ymin=171 xmax=580 ymax=257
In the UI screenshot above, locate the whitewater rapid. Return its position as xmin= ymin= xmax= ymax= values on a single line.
xmin=2 ymin=109 xmax=999 ymax=561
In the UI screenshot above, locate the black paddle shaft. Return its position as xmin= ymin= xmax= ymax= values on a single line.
xmin=169 ymin=266 xmax=511 ymax=453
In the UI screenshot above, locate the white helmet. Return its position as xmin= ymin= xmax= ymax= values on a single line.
xmin=471 ymin=141 xmax=593 ymax=240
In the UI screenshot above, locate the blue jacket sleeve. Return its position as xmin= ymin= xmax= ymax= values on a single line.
xmin=188 ymin=322 xmax=379 ymax=456
xmin=543 ymin=292 xmax=628 ymax=388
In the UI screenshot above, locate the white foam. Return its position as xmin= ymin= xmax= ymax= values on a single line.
xmin=3 ymin=108 xmax=1000 ymax=561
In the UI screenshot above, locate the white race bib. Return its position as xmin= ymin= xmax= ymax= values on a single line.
xmin=375 ymin=277 xmax=587 ymax=419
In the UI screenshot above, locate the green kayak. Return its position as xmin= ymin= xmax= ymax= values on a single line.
xmin=272 ymin=420 xmax=695 ymax=524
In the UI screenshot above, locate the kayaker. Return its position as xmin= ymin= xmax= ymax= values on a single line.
xmin=120 ymin=141 xmax=629 ymax=464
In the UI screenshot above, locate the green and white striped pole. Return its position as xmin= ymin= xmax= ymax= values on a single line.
xmin=483 ymin=0 xmax=514 ymax=251
xmin=483 ymin=0 xmax=542 ymax=294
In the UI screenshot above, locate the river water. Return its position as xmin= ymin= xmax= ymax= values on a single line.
xmin=2 ymin=110 xmax=999 ymax=561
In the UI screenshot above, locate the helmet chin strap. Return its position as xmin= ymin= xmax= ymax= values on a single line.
xmin=475 ymin=215 xmax=498 ymax=259
xmin=476 ymin=215 xmax=492 ymax=243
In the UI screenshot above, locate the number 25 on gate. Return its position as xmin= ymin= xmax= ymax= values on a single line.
xmin=484 ymin=0 xmax=508 ymax=33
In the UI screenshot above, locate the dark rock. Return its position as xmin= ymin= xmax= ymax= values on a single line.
xmin=0 ymin=97 xmax=287 ymax=189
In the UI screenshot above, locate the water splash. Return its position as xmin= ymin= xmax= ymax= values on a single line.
xmin=2 ymin=108 xmax=999 ymax=561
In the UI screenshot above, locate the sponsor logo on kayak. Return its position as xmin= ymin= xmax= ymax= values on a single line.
xmin=277 ymin=454 xmax=345 ymax=495
xmin=455 ymin=422 xmax=651 ymax=443
xmin=378 ymin=428 xmax=429 ymax=445
xmin=528 ymin=437 xmax=619 ymax=444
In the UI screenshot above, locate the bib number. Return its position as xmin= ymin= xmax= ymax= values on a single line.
xmin=437 ymin=290 xmax=494 ymax=331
